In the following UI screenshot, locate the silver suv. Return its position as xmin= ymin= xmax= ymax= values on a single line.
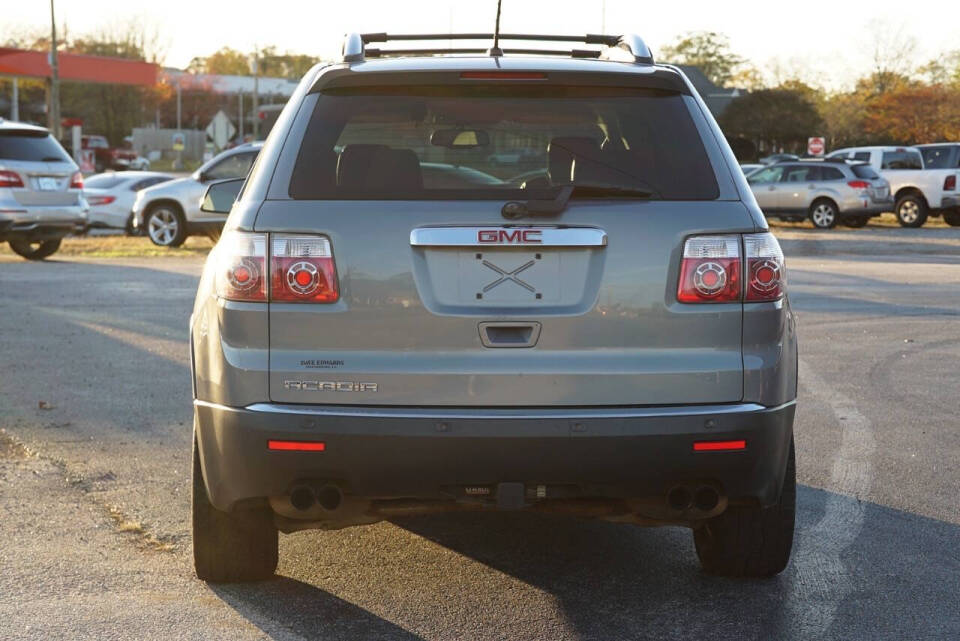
xmin=0 ymin=119 xmax=86 ymax=260
xmin=748 ymin=159 xmax=892 ymax=228
xmin=190 ymin=33 xmax=798 ymax=583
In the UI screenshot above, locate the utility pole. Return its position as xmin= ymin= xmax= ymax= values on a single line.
xmin=252 ymin=49 xmax=260 ymax=140
xmin=238 ymin=91 xmax=244 ymax=141
xmin=11 ymin=79 xmax=18 ymax=121
xmin=49 ymin=0 xmax=61 ymax=137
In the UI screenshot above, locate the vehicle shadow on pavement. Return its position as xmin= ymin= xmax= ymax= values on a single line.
xmin=386 ymin=485 xmax=959 ymax=641
xmin=210 ymin=577 xmax=427 ymax=641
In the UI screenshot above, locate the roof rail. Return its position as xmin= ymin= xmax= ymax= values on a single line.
xmin=339 ymin=33 xmax=654 ymax=64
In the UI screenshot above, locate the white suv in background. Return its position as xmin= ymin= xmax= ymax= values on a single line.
xmin=826 ymin=146 xmax=960 ymax=227
xmin=0 ymin=119 xmax=87 ymax=260
xmin=131 ymin=143 xmax=261 ymax=246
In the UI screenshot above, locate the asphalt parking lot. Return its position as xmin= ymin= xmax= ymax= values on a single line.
xmin=1 ymin=226 xmax=958 ymax=640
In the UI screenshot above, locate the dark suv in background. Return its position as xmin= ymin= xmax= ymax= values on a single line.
xmin=190 ymin=32 xmax=798 ymax=583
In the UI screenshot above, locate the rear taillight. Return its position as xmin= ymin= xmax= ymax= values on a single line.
xmin=70 ymin=171 xmax=83 ymax=189
xmin=945 ymin=175 xmax=957 ymax=191
xmin=0 ymin=170 xmax=24 ymax=188
xmin=214 ymin=231 xmax=268 ymax=302
xmin=271 ymin=235 xmax=339 ymax=303
xmin=677 ymin=236 xmax=741 ymax=303
xmin=744 ymin=233 xmax=785 ymax=302
xmin=87 ymin=195 xmax=116 ymax=206
xmin=678 ymin=233 xmax=784 ymax=304
xmin=847 ymin=180 xmax=870 ymax=190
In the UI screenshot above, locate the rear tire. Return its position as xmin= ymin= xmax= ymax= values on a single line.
xmin=841 ymin=216 xmax=869 ymax=228
xmin=192 ymin=432 xmax=278 ymax=583
xmin=809 ymin=199 xmax=839 ymax=229
xmin=693 ymin=437 xmax=796 ymax=578
xmin=895 ymin=194 xmax=928 ymax=228
xmin=944 ymin=212 xmax=960 ymax=227
xmin=8 ymin=239 xmax=62 ymax=260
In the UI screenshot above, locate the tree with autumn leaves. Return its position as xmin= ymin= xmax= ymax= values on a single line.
xmin=662 ymin=30 xmax=960 ymax=159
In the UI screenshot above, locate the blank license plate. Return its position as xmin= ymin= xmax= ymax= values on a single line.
xmin=38 ymin=177 xmax=58 ymax=190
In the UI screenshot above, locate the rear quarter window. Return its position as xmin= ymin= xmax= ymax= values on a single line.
xmin=881 ymin=150 xmax=922 ymax=170
xmin=0 ymin=131 xmax=72 ymax=163
xmin=289 ymin=85 xmax=719 ymax=201
xmin=852 ymin=165 xmax=880 ymax=180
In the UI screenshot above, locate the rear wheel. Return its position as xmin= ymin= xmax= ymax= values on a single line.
xmin=944 ymin=212 xmax=960 ymax=227
xmin=146 ymin=204 xmax=187 ymax=247
xmin=841 ymin=216 xmax=869 ymax=228
xmin=8 ymin=239 xmax=62 ymax=260
xmin=192 ymin=432 xmax=278 ymax=582
xmin=693 ymin=437 xmax=796 ymax=577
xmin=809 ymin=200 xmax=839 ymax=229
xmin=895 ymin=194 xmax=928 ymax=228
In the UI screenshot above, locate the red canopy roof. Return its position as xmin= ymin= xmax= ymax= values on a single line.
xmin=0 ymin=47 xmax=157 ymax=86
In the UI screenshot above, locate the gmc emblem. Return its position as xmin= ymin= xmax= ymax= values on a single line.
xmin=477 ymin=229 xmax=543 ymax=244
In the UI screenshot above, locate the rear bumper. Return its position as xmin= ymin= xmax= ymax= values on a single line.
xmin=0 ymin=207 xmax=87 ymax=240
xmin=194 ymin=399 xmax=795 ymax=514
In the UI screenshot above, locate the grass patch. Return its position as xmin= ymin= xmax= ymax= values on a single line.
xmin=0 ymin=235 xmax=214 ymax=260
xmin=0 ymin=430 xmax=32 ymax=459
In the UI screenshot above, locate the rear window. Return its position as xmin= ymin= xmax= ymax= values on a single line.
xmin=820 ymin=166 xmax=845 ymax=180
xmin=919 ymin=146 xmax=959 ymax=169
xmin=289 ymin=86 xmax=719 ymax=201
xmin=881 ymin=150 xmax=922 ymax=170
xmin=84 ymin=174 xmax=126 ymax=189
xmin=852 ymin=164 xmax=880 ymax=180
xmin=0 ymin=130 xmax=72 ymax=163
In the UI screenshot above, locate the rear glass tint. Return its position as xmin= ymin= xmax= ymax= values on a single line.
xmin=919 ymin=146 xmax=959 ymax=169
xmin=289 ymin=86 xmax=719 ymax=201
xmin=852 ymin=164 xmax=880 ymax=179
xmin=881 ymin=150 xmax=922 ymax=170
xmin=0 ymin=131 xmax=72 ymax=163
xmin=820 ymin=166 xmax=845 ymax=180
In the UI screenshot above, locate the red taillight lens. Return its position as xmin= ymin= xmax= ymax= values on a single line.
xmin=693 ymin=440 xmax=746 ymax=452
xmin=0 ymin=170 xmax=25 ymax=188
xmin=268 ymin=440 xmax=326 ymax=452
xmin=271 ymin=235 xmax=339 ymax=303
xmin=944 ymin=175 xmax=957 ymax=191
xmin=70 ymin=171 xmax=83 ymax=189
xmin=87 ymin=195 xmax=116 ymax=206
xmin=847 ymin=180 xmax=870 ymax=190
xmin=460 ymin=71 xmax=547 ymax=80
xmin=744 ymin=233 xmax=785 ymax=302
xmin=677 ymin=236 xmax=741 ymax=303
xmin=214 ymin=231 xmax=268 ymax=301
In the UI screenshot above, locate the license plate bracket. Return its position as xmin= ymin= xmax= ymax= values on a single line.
xmin=37 ymin=177 xmax=58 ymax=191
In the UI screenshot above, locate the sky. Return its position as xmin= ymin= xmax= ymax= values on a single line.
xmin=3 ymin=0 xmax=955 ymax=89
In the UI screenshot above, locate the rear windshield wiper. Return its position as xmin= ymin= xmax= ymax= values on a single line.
xmin=501 ymin=184 xmax=655 ymax=219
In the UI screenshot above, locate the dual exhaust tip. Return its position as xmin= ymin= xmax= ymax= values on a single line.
xmin=290 ymin=484 xmax=343 ymax=512
xmin=667 ymin=485 xmax=720 ymax=513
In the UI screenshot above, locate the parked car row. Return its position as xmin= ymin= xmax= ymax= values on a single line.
xmin=742 ymin=144 xmax=960 ymax=228
xmin=1 ymin=116 xmax=264 ymax=259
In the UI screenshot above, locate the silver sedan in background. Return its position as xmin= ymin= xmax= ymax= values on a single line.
xmin=83 ymin=171 xmax=174 ymax=233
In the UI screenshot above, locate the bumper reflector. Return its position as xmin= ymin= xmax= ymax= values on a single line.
xmin=268 ymin=440 xmax=326 ymax=452
xmin=693 ymin=440 xmax=746 ymax=452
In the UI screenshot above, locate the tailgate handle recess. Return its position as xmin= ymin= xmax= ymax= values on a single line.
xmin=479 ymin=322 xmax=541 ymax=348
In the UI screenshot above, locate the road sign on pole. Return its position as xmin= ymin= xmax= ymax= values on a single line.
xmin=808 ymin=137 xmax=825 ymax=157
xmin=206 ymin=110 xmax=237 ymax=150
xmin=171 ymin=132 xmax=185 ymax=152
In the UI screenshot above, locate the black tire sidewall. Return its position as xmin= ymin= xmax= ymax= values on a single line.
xmin=896 ymin=195 xmax=928 ymax=228
xmin=8 ymin=238 xmax=62 ymax=260
xmin=809 ymin=200 xmax=839 ymax=229
xmin=145 ymin=205 xmax=188 ymax=247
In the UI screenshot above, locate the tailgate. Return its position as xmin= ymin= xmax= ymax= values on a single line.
xmin=264 ymin=200 xmax=751 ymax=406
